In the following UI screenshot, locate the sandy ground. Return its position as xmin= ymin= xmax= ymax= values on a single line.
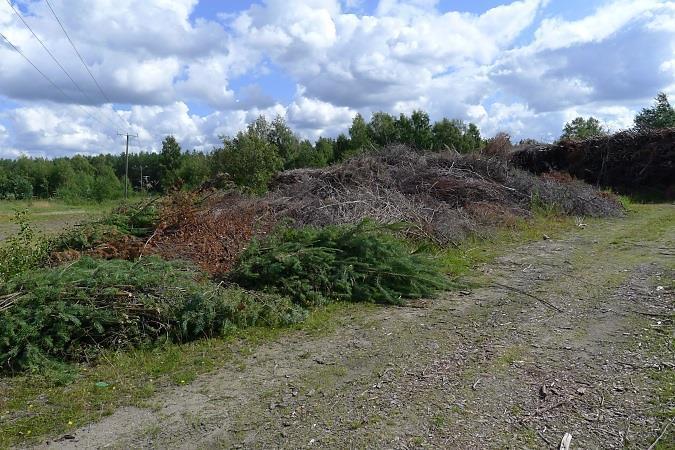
xmin=29 ymin=206 xmax=674 ymax=449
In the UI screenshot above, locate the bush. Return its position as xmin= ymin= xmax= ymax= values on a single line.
xmin=0 ymin=210 xmax=50 ymax=281
xmin=0 ymin=257 xmax=305 ymax=372
xmin=230 ymin=221 xmax=449 ymax=307
xmin=213 ymin=123 xmax=284 ymax=194
xmin=0 ymin=174 xmax=34 ymax=200
xmin=51 ymin=200 xmax=159 ymax=253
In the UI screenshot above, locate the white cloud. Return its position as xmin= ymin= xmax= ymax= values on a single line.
xmin=531 ymin=0 xmax=659 ymax=51
xmin=490 ymin=0 xmax=675 ymax=116
xmin=0 ymin=0 xmax=674 ymax=155
xmin=287 ymin=95 xmax=356 ymax=139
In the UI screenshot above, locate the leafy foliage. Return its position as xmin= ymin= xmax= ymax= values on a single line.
xmin=348 ymin=113 xmax=373 ymax=154
xmin=0 ymin=172 xmax=33 ymax=199
xmin=231 ymin=221 xmax=449 ymax=307
xmin=213 ymin=126 xmax=284 ymax=194
xmin=560 ymin=116 xmax=606 ymax=141
xmin=0 ymin=210 xmax=50 ymax=280
xmin=51 ymin=200 xmax=159 ymax=252
xmin=0 ymin=257 xmax=306 ymax=372
xmin=432 ymin=119 xmax=481 ymax=153
xmin=634 ymin=92 xmax=675 ymax=132
xmin=160 ymin=135 xmax=183 ymax=190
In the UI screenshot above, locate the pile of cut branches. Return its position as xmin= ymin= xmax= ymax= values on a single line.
xmin=511 ymin=128 xmax=675 ymax=196
xmin=0 ymin=257 xmax=305 ymax=372
xmin=231 ymin=221 xmax=449 ymax=306
xmin=144 ymin=190 xmax=274 ymax=277
xmin=269 ymin=146 xmax=623 ymax=244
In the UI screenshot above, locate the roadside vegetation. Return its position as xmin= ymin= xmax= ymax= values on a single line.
xmin=0 ymin=204 xmax=584 ymax=447
xmin=0 ymin=93 xmax=672 ymax=446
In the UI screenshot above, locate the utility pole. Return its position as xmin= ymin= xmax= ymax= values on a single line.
xmin=136 ymin=165 xmax=146 ymax=191
xmin=118 ymin=132 xmax=138 ymax=200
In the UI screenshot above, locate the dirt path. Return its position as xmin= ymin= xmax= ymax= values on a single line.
xmin=33 ymin=206 xmax=674 ymax=449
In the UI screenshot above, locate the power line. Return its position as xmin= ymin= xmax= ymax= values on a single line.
xmin=4 ymin=0 xmax=120 ymax=132
xmin=43 ymin=0 xmax=131 ymax=131
xmin=0 ymin=30 xmax=115 ymax=134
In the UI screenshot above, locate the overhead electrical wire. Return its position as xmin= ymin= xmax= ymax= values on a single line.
xmin=0 ymin=30 xmax=116 ymax=135
xmin=43 ymin=0 xmax=132 ymax=132
xmin=4 ymin=0 xmax=121 ymax=132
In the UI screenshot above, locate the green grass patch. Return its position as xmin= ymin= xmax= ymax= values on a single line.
xmin=0 ymin=199 xmax=116 ymax=221
xmin=440 ymin=212 xmax=576 ymax=282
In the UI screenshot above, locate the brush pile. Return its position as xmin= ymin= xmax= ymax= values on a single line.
xmin=50 ymin=191 xmax=273 ymax=277
xmin=511 ymin=128 xmax=675 ymax=196
xmin=49 ymin=146 xmax=623 ymax=275
xmin=145 ymin=191 xmax=273 ymax=276
xmin=1 ymin=146 xmax=626 ymax=372
xmin=268 ymin=146 xmax=623 ymax=244
xmin=0 ymin=256 xmax=306 ymax=371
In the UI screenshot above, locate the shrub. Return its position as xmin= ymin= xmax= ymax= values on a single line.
xmin=230 ymin=221 xmax=449 ymax=307
xmin=0 ymin=174 xmax=33 ymax=200
xmin=0 ymin=210 xmax=50 ymax=281
xmin=0 ymin=257 xmax=305 ymax=372
xmin=51 ymin=200 xmax=159 ymax=253
xmin=212 ymin=122 xmax=284 ymax=194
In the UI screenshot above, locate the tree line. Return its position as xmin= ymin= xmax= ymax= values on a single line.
xmin=2 ymin=92 xmax=672 ymax=202
xmin=0 ymin=110 xmax=483 ymax=200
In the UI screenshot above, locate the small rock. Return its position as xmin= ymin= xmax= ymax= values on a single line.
xmin=577 ymin=387 xmax=587 ymax=395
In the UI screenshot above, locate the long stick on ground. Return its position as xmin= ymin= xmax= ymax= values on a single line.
xmin=647 ymin=419 xmax=674 ymax=450
xmin=492 ymin=281 xmax=564 ymax=312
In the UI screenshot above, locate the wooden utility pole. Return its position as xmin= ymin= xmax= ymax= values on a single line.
xmin=118 ymin=132 xmax=138 ymax=200
xmin=136 ymin=165 xmax=146 ymax=191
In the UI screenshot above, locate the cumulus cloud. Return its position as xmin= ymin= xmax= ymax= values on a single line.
xmin=287 ymin=95 xmax=356 ymax=139
xmin=0 ymin=0 xmax=673 ymax=156
xmin=491 ymin=0 xmax=675 ymax=113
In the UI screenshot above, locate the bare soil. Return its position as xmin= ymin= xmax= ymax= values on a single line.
xmin=29 ymin=206 xmax=674 ymax=449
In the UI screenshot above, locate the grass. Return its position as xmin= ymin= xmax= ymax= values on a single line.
xmin=0 ymin=198 xmax=131 ymax=241
xmin=0 ymin=198 xmax=126 ymax=219
xmin=440 ymin=211 xmax=577 ymax=283
xmin=0 ymin=210 xmax=593 ymax=447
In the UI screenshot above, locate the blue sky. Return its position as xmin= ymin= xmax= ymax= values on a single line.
xmin=0 ymin=0 xmax=673 ymax=157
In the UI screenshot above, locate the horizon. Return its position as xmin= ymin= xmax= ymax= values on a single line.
xmin=0 ymin=0 xmax=674 ymax=158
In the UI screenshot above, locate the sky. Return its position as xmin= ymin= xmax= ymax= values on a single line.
xmin=0 ymin=0 xmax=673 ymax=158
